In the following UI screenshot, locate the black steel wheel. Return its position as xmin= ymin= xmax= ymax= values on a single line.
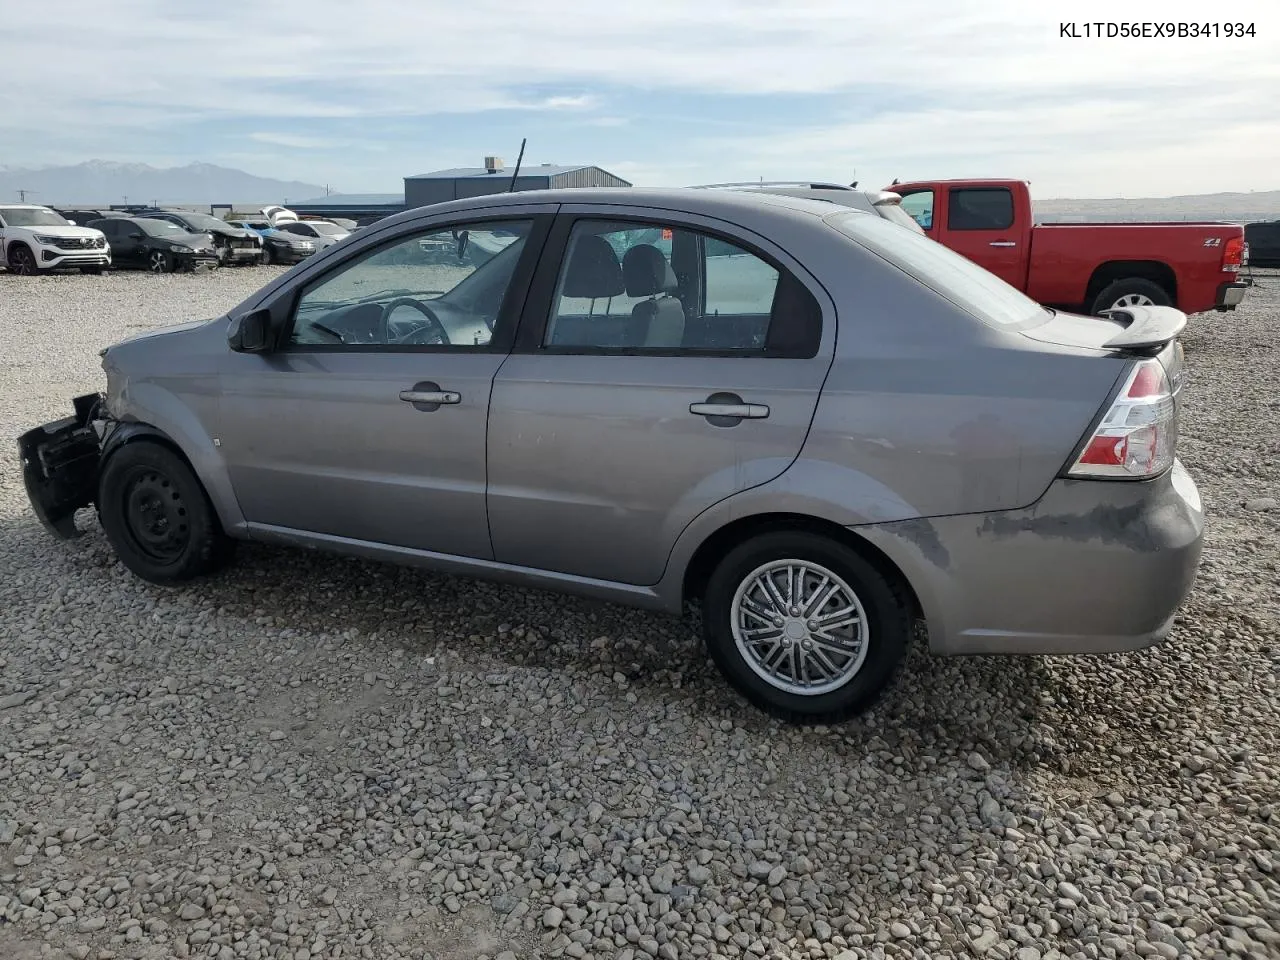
xmin=97 ymin=440 xmax=234 ymax=584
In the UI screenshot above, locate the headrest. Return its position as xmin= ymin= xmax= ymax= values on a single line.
xmin=622 ymin=244 xmax=677 ymax=297
xmin=562 ymin=234 xmax=624 ymax=299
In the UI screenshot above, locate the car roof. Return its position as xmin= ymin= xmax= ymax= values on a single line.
xmin=391 ymin=186 xmax=857 ymax=226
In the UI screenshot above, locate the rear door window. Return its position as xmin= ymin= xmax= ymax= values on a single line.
xmin=947 ymin=188 xmax=1015 ymax=231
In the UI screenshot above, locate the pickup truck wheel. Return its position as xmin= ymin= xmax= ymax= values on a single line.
xmin=97 ymin=440 xmax=234 ymax=585
xmin=1091 ymin=278 xmax=1172 ymax=315
xmin=702 ymin=531 xmax=911 ymax=724
xmin=7 ymin=245 xmax=38 ymax=276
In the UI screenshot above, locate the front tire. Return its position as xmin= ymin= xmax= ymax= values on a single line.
xmin=148 ymin=250 xmax=174 ymax=273
xmin=7 ymin=245 xmax=38 ymax=276
xmin=97 ymin=441 xmax=234 ymax=585
xmin=1090 ymin=278 xmax=1172 ymax=315
xmin=702 ymin=531 xmax=911 ymax=724
xmin=262 ymin=244 xmax=275 ymax=266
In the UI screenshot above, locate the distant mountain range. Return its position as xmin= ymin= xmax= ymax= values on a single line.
xmin=1035 ymin=190 xmax=1280 ymax=224
xmin=0 ymin=161 xmax=327 ymax=206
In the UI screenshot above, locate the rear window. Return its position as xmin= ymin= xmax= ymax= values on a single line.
xmin=829 ymin=211 xmax=1047 ymax=327
xmin=874 ymin=200 xmax=926 ymax=234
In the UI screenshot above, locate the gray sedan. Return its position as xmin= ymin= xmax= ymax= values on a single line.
xmin=19 ymin=188 xmax=1204 ymax=723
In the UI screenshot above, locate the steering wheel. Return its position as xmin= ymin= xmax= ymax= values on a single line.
xmin=378 ymin=297 xmax=450 ymax=346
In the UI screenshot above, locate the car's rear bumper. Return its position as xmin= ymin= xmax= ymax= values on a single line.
xmin=1215 ymin=279 xmax=1251 ymax=310
xmin=18 ymin=394 xmax=105 ymax=538
xmin=856 ymin=459 xmax=1204 ymax=655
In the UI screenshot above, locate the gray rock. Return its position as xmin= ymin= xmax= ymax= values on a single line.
xmin=1243 ymin=497 xmax=1277 ymax=511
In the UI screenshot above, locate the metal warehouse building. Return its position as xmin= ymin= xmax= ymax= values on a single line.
xmin=404 ymin=156 xmax=630 ymax=208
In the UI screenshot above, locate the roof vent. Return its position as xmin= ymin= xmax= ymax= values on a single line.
xmin=484 ymin=156 xmax=504 ymax=174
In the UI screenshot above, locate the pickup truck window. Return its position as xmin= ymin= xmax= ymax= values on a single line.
xmin=898 ymin=191 xmax=934 ymax=230
xmin=948 ymin=188 xmax=1014 ymax=231
xmin=829 ymin=211 xmax=1046 ymax=328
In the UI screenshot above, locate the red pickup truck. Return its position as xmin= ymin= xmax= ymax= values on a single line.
xmin=885 ymin=178 xmax=1250 ymax=316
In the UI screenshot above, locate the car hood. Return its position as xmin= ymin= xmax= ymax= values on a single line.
xmin=155 ymin=231 xmax=216 ymax=249
xmin=107 ymin=318 xmax=210 ymax=351
xmin=205 ymin=224 xmax=256 ymax=238
xmin=22 ymin=224 xmax=103 ymax=238
xmin=264 ymin=229 xmax=313 ymax=244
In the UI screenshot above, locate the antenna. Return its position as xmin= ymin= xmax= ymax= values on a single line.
xmin=17 ymin=189 xmax=34 ymax=202
xmin=508 ymin=138 xmax=527 ymax=192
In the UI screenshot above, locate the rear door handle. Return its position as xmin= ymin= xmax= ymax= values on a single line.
xmin=988 ymin=241 xmax=1017 ymax=247
xmin=689 ymin=402 xmax=769 ymax=418
xmin=400 ymin=390 xmax=460 ymax=404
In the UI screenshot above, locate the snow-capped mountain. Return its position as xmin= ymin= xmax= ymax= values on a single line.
xmin=0 ymin=161 xmax=327 ymax=205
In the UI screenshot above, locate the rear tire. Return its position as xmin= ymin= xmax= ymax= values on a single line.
xmin=702 ymin=531 xmax=912 ymax=724
xmin=97 ymin=440 xmax=234 ymax=585
xmin=1090 ymin=278 xmax=1172 ymax=315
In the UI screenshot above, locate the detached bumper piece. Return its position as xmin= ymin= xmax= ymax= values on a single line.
xmin=1215 ymin=279 xmax=1251 ymax=311
xmin=18 ymin=393 xmax=104 ymax=539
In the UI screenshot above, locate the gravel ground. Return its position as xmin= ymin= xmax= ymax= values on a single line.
xmin=1 ymin=266 xmax=1278 ymax=960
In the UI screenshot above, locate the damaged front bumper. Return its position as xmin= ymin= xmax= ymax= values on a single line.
xmin=18 ymin=393 xmax=106 ymax=539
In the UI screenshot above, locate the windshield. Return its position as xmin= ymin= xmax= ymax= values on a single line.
xmin=830 ymin=211 xmax=1047 ymax=327
xmin=308 ymin=222 xmax=347 ymax=236
xmin=171 ymin=212 xmax=226 ymax=230
xmin=138 ymin=219 xmax=187 ymax=237
xmin=0 ymin=206 xmax=72 ymax=227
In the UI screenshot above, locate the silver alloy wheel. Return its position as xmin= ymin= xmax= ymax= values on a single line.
xmin=149 ymin=251 xmax=169 ymax=273
xmin=1111 ymin=292 xmax=1155 ymax=309
xmin=730 ymin=559 xmax=870 ymax=696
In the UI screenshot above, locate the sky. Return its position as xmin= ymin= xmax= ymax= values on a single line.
xmin=3 ymin=0 xmax=1279 ymax=199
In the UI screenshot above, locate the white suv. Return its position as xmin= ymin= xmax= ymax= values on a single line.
xmin=0 ymin=204 xmax=111 ymax=275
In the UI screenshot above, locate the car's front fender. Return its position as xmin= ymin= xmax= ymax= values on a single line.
xmin=104 ymin=379 xmax=247 ymax=536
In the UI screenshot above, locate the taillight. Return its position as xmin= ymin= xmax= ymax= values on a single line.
xmin=1222 ymin=236 xmax=1246 ymax=273
xmin=1068 ymin=358 xmax=1176 ymax=480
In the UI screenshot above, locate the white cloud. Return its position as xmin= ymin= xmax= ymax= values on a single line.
xmin=249 ymin=133 xmax=344 ymax=149
xmin=1 ymin=0 xmax=1277 ymax=194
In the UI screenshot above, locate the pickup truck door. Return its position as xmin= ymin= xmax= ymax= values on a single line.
xmin=935 ymin=184 xmax=1026 ymax=288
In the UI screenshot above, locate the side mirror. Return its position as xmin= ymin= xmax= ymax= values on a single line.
xmin=228 ymin=309 xmax=272 ymax=353
xmin=129 ymin=231 xmax=145 ymax=239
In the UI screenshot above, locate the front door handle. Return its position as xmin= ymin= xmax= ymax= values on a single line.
xmin=399 ymin=380 xmax=460 ymax=412
xmin=988 ymin=240 xmax=1017 ymax=247
xmin=690 ymin=391 xmax=770 ymax=427
xmin=400 ymin=390 xmax=460 ymax=404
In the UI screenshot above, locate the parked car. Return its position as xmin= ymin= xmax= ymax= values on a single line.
xmin=1244 ymin=220 xmax=1280 ymax=268
xmin=226 ymin=219 xmax=317 ymax=265
xmin=0 ymin=204 xmax=111 ymax=275
xmin=690 ymin=181 xmax=925 ymax=234
xmin=886 ymin=178 xmax=1250 ymax=315
xmin=88 ymin=217 xmax=219 ymax=272
xmin=137 ymin=211 xmax=262 ymax=265
xmin=274 ymin=219 xmax=351 ymax=249
xmin=56 ymin=208 xmax=132 ymax=228
xmin=18 ymin=187 xmax=1203 ymax=723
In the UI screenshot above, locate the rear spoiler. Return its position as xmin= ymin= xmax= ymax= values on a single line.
xmin=1098 ymin=304 xmax=1187 ymax=353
